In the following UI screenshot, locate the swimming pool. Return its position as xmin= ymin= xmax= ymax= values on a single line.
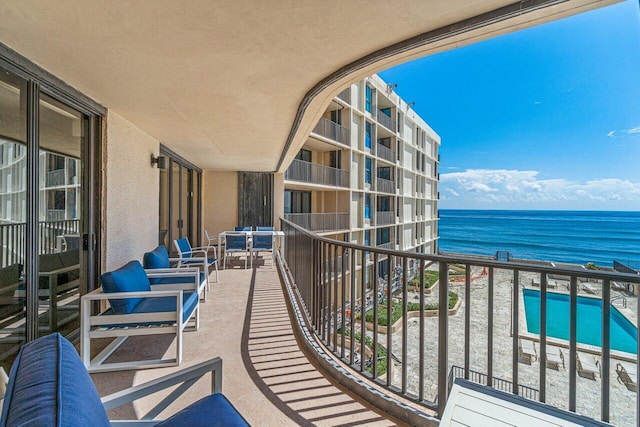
xmin=523 ymin=289 xmax=638 ymax=354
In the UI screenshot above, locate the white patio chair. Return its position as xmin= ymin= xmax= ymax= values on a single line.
xmin=224 ymin=232 xmax=251 ymax=269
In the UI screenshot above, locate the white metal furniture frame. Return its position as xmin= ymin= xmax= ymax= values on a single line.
xmin=80 ymin=269 xmax=200 ymax=373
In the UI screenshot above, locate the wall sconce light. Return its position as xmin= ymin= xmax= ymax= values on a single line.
xmin=151 ymin=154 xmax=167 ymax=169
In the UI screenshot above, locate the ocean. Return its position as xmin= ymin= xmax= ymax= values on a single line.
xmin=438 ymin=210 xmax=640 ymax=267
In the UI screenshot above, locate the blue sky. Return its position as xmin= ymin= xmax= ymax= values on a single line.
xmin=379 ymin=0 xmax=640 ymax=211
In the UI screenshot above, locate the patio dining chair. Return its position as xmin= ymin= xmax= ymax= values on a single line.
xmin=174 ymin=237 xmax=219 ymax=287
xmin=224 ymin=232 xmax=251 ymax=269
xmin=251 ymin=231 xmax=274 ymax=268
xmin=234 ymin=226 xmax=252 ymax=231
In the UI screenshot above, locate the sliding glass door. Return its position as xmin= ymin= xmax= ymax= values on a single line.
xmin=158 ymin=148 xmax=201 ymax=255
xmin=0 ymin=60 xmax=101 ymax=368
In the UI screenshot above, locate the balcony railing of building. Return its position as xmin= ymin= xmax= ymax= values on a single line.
xmin=45 ymin=169 xmax=65 ymax=187
xmin=377 ymin=178 xmax=395 ymax=194
xmin=46 ymin=209 xmax=67 ymax=222
xmin=0 ymin=219 xmax=80 ymax=268
xmin=337 ymin=88 xmax=351 ymax=104
xmin=279 ymin=218 xmax=640 ymax=424
xmin=376 ymin=142 xmax=395 ymax=163
xmin=376 ymin=241 xmax=395 ymax=250
xmin=311 ymin=117 xmax=350 ymax=145
xmin=285 ymin=159 xmax=350 ymax=188
xmin=284 ymin=212 xmax=349 ymax=232
xmin=376 ymin=211 xmax=395 ymax=226
xmin=377 ymin=110 xmax=395 ymax=131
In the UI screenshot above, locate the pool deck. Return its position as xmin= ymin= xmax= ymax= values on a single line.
xmin=388 ymin=267 xmax=638 ymax=427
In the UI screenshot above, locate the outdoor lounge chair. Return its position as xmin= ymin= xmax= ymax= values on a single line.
xmin=577 ymin=353 xmax=601 ymax=379
xmin=546 ymin=346 xmax=565 ymax=370
xmin=582 ymin=281 xmax=600 ymax=295
xmin=80 ymin=260 xmax=200 ymax=373
xmin=616 ymin=361 xmax=638 ymax=392
xmin=174 ymin=237 xmax=219 ymax=286
xmin=519 ymin=339 xmax=537 ymax=364
xmin=224 ymin=232 xmax=251 ymax=269
xmin=144 ymin=245 xmax=208 ymax=301
xmin=2 ymin=333 xmax=249 ymax=426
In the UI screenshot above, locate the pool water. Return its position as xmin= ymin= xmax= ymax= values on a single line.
xmin=523 ymin=289 xmax=638 ymax=354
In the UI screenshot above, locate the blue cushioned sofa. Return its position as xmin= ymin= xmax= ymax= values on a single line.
xmin=81 ymin=260 xmax=200 ymax=373
xmin=0 ymin=333 xmax=249 ymax=426
xmin=143 ymin=245 xmax=208 ymax=302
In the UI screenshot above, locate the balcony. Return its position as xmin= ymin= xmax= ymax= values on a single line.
xmin=376 ymin=142 xmax=395 ymax=163
xmin=377 ymin=177 xmax=395 ymax=194
xmin=376 ymin=210 xmax=395 ymax=226
xmin=311 ymin=117 xmax=350 ymax=145
xmin=377 ymin=110 xmax=395 ymax=131
xmin=285 ymin=159 xmax=349 ymax=188
xmin=284 ymin=212 xmax=349 ymax=232
xmin=376 ymin=241 xmax=395 ymax=250
xmin=337 ymin=87 xmax=351 ymax=104
xmin=91 ymin=265 xmax=395 ymax=425
xmin=0 ymin=219 xmax=80 ymax=267
xmin=45 ymin=169 xmax=65 ymax=187
xmin=281 ymin=219 xmax=640 ymax=425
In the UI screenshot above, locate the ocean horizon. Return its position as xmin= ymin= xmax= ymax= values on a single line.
xmin=438 ymin=209 xmax=640 ymax=267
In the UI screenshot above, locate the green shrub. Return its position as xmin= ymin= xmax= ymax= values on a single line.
xmin=409 ymin=270 xmax=439 ymax=288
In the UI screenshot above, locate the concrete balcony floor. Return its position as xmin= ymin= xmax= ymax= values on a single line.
xmin=90 ymin=264 xmax=402 ymax=426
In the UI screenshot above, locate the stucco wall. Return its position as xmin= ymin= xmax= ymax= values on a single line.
xmin=202 ymin=171 xmax=238 ymax=237
xmin=105 ymin=111 xmax=159 ymax=270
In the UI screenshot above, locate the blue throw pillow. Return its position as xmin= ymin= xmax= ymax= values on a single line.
xmin=143 ymin=246 xmax=171 ymax=269
xmin=0 ymin=333 xmax=111 ymax=426
xmin=101 ymin=260 xmax=150 ymax=314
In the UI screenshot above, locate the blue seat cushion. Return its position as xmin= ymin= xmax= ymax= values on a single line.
xmin=0 ymin=333 xmax=110 ymax=426
xmin=155 ymin=393 xmax=249 ymax=427
xmin=124 ymin=291 xmax=198 ymax=324
xmin=150 ymin=272 xmax=206 ymax=287
xmin=101 ymin=260 xmax=151 ymax=314
xmin=143 ymin=246 xmax=171 ymax=269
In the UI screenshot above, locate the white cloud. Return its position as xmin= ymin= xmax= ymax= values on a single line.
xmin=439 ymin=169 xmax=640 ymax=209
xmin=607 ymin=125 xmax=640 ymax=139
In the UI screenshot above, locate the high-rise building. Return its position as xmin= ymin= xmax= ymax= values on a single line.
xmin=284 ymin=74 xmax=440 ymax=282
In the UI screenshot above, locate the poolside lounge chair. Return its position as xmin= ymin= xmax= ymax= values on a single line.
xmin=519 ymin=339 xmax=537 ymax=364
xmin=616 ymin=361 xmax=638 ymax=392
xmin=530 ymin=276 xmax=558 ymax=289
xmin=546 ymin=346 xmax=565 ymax=370
xmin=582 ymin=281 xmax=599 ymax=295
xmin=577 ymin=353 xmax=600 ymax=379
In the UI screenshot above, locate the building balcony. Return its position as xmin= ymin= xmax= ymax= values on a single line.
xmin=337 ymin=87 xmax=351 ymax=104
xmin=311 ymin=117 xmax=350 ymax=145
xmin=377 ymin=110 xmax=395 ymax=131
xmin=376 ymin=210 xmax=395 ymax=226
xmin=45 ymin=169 xmax=65 ymax=187
xmin=376 ymin=241 xmax=395 ymax=250
xmin=285 ymin=159 xmax=350 ymax=188
xmin=376 ymin=142 xmax=395 ymax=163
xmin=284 ymin=212 xmax=349 ymax=232
xmin=376 ymin=177 xmax=395 ymax=194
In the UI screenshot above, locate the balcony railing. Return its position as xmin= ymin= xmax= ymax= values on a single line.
xmin=45 ymin=169 xmax=65 ymax=187
xmin=0 ymin=219 xmax=80 ymax=268
xmin=337 ymin=88 xmax=351 ymax=104
xmin=376 ymin=241 xmax=394 ymax=250
xmin=285 ymin=159 xmax=350 ymax=188
xmin=375 ymin=211 xmax=395 ymax=226
xmin=377 ymin=177 xmax=395 ymax=194
xmin=284 ymin=212 xmax=349 ymax=232
xmin=377 ymin=110 xmax=395 ymax=131
xmin=376 ymin=142 xmax=395 ymax=163
xmin=312 ymin=117 xmax=350 ymax=145
xmin=280 ymin=218 xmax=640 ymax=424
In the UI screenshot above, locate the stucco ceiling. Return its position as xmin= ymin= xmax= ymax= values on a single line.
xmin=0 ymin=0 xmax=619 ymax=172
